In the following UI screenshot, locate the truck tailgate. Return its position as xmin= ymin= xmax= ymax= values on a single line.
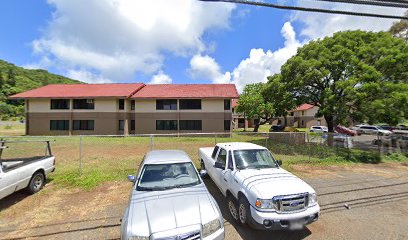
xmin=199 ymin=147 xmax=214 ymax=160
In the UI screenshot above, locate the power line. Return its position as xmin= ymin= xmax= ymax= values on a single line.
xmin=312 ymin=0 xmax=408 ymax=8
xmin=199 ymin=0 xmax=408 ymax=20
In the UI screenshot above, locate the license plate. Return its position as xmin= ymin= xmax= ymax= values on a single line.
xmin=289 ymin=219 xmax=305 ymax=230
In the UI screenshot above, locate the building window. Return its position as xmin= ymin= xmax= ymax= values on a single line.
xmin=50 ymin=120 xmax=69 ymax=130
xmin=301 ymin=120 xmax=304 ymax=127
xmin=179 ymin=120 xmax=202 ymax=130
xmin=156 ymin=120 xmax=178 ymax=130
xmin=50 ymin=99 xmax=70 ymax=110
xmin=302 ymin=111 xmax=305 ymax=116
xmin=156 ymin=99 xmax=177 ymax=110
xmin=179 ymin=99 xmax=201 ymax=110
xmin=118 ymin=99 xmax=125 ymax=110
xmin=224 ymin=99 xmax=231 ymax=110
xmin=290 ymin=112 xmax=294 ymax=116
xmin=119 ymin=120 xmax=124 ymax=130
xmin=224 ymin=120 xmax=231 ymax=131
xmin=131 ymin=120 xmax=135 ymax=131
xmin=73 ymin=120 xmax=94 ymax=130
xmin=131 ymin=100 xmax=135 ymax=110
xmin=73 ymin=99 xmax=94 ymax=109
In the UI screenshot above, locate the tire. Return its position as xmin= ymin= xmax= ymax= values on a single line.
xmin=227 ymin=195 xmax=239 ymax=223
xmin=27 ymin=172 xmax=45 ymax=194
xmin=238 ymin=196 xmax=253 ymax=226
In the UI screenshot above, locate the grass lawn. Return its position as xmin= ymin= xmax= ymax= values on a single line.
xmin=1 ymin=131 xmax=407 ymax=190
xmin=0 ymin=124 xmax=25 ymax=136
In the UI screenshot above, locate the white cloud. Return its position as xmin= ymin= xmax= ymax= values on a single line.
xmin=191 ymin=22 xmax=301 ymax=92
xmin=149 ymin=71 xmax=173 ymax=84
xmin=32 ymin=0 xmax=235 ymax=81
xmin=189 ymin=54 xmax=231 ymax=83
xmin=66 ymin=69 xmax=112 ymax=83
xmin=292 ymin=0 xmax=406 ymax=39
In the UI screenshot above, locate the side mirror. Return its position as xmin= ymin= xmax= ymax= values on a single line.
xmin=127 ymin=175 xmax=136 ymax=183
xmin=214 ymin=161 xmax=225 ymax=169
xmin=199 ymin=169 xmax=207 ymax=178
xmin=276 ymin=160 xmax=282 ymax=166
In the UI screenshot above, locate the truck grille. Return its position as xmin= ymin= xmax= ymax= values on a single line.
xmin=156 ymin=231 xmax=200 ymax=240
xmin=273 ymin=193 xmax=308 ymax=212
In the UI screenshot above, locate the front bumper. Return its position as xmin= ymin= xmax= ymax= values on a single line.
xmin=203 ymin=227 xmax=224 ymax=240
xmin=249 ymin=204 xmax=320 ymax=230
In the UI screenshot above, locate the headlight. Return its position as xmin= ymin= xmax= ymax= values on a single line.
xmin=255 ymin=199 xmax=279 ymax=210
xmin=128 ymin=236 xmax=149 ymax=240
xmin=202 ymin=219 xmax=221 ymax=238
xmin=309 ymin=193 xmax=318 ymax=206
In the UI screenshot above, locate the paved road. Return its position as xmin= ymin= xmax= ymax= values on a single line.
xmin=1 ymin=164 xmax=407 ymax=240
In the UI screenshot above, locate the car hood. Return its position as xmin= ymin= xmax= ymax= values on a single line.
xmin=237 ymin=168 xmax=315 ymax=199
xmin=125 ymin=184 xmax=219 ymax=237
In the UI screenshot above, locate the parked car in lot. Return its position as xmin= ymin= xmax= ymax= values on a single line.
xmin=199 ymin=142 xmax=320 ymax=230
xmin=355 ymin=125 xmax=392 ymax=136
xmin=310 ymin=126 xmax=328 ymax=133
xmin=335 ymin=125 xmax=357 ymax=136
xmin=121 ymin=150 xmax=224 ymax=240
xmin=269 ymin=125 xmax=285 ymax=132
xmin=0 ymin=140 xmax=55 ymax=200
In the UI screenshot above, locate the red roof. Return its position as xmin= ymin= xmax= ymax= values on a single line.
xmin=293 ymin=103 xmax=314 ymax=111
xmin=131 ymin=84 xmax=239 ymax=99
xmin=232 ymin=99 xmax=239 ymax=108
xmin=9 ymin=83 xmax=145 ymax=99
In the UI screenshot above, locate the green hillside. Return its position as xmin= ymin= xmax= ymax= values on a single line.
xmin=0 ymin=59 xmax=82 ymax=120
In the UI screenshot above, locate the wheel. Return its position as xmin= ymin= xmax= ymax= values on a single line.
xmin=238 ymin=196 xmax=252 ymax=226
xmin=227 ymin=195 xmax=239 ymax=223
xmin=27 ymin=172 xmax=45 ymax=194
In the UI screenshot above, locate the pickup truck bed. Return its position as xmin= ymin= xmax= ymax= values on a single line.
xmin=1 ymin=156 xmax=50 ymax=172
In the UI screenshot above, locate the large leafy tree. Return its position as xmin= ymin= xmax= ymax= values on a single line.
xmin=266 ymin=30 xmax=408 ymax=132
xmin=236 ymin=83 xmax=275 ymax=132
xmin=389 ymin=11 xmax=408 ymax=42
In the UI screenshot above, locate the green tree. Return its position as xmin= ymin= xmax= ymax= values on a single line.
xmin=263 ymin=74 xmax=296 ymax=126
xmin=267 ymin=30 xmax=408 ymax=132
xmin=389 ymin=11 xmax=408 ymax=42
xmin=236 ymin=83 xmax=275 ymax=132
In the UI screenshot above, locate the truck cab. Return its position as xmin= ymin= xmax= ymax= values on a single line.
xmin=199 ymin=142 xmax=320 ymax=230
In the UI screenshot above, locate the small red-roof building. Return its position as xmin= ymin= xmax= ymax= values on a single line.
xmin=272 ymin=103 xmax=326 ymax=128
xmin=9 ymin=83 xmax=239 ymax=135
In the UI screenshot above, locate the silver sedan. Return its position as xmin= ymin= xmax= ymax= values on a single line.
xmin=121 ymin=150 xmax=224 ymax=240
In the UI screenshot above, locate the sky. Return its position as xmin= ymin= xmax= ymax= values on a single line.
xmin=0 ymin=0 xmax=405 ymax=92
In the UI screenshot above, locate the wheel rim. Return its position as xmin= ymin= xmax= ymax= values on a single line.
xmin=33 ymin=176 xmax=43 ymax=190
xmin=228 ymin=200 xmax=238 ymax=220
xmin=239 ymin=203 xmax=246 ymax=224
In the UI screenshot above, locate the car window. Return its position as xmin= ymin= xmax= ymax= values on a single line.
xmin=228 ymin=151 xmax=234 ymax=170
xmin=234 ymin=149 xmax=278 ymax=170
xmin=217 ymin=148 xmax=227 ymax=165
xmin=137 ymin=162 xmax=201 ymax=191
xmin=211 ymin=146 xmax=219 ymax=159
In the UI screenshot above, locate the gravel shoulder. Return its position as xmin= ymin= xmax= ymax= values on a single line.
xmin=1 ymin=162 xmax=407 ymax=240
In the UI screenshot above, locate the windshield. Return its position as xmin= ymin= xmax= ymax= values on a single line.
xmin=137 ymin=162 xmax=200 ymax=191
xmin=233 ymin=149 xmax=278 ymax=170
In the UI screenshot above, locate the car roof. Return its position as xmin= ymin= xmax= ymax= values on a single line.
xmin=216 ymin=142 xmax=266 ymax=151
xmin=143 ymin=150 xmax=192 ymax=165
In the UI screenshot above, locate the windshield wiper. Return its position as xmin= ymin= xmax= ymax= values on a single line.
xmin=175 ymin=182 xmax=200 ymax=189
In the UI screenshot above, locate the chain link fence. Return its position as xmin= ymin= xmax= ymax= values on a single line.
xmin=0 ymin=132 xmax=407 ymax=187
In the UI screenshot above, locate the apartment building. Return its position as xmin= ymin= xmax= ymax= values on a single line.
xmin=9 ymin=83 xmax=239 ymax=135
xmin=272 ymin=103 xmax=327 ymax=128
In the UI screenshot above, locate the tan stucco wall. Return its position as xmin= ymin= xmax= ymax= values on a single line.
xmin=28 ymin=98 xmax=121 ymax=113
xmin=134 ymin=99 xmax=230 ymax=113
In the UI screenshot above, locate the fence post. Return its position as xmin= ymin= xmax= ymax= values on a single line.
xmin=265 ymin=134 xmax=268 ymax=149
xmin=214 ymin=133 xmax=217 ymax=144
xmin=79 ymin=135 xmax=83 ymax=176
xmin=150 ymin=135 xmax=154 ymax=150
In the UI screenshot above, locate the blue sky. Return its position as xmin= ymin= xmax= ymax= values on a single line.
xmin=0 ymin=0 xmax=402 ymax=91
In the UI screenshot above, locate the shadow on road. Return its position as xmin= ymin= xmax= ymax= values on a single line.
xmin=203 ymin=178 xmax=312 ymax=240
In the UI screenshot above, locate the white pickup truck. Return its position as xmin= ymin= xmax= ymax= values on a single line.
xmin=0 ymin=140 xmax=55 ymax=200
xmin=199 ymin=142 xmax=320 ymax=230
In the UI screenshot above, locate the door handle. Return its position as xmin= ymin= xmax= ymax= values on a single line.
xmin=224 ymin=178 xmax=228 ymax=182
xmin=234 ymin=178 xmax=238 ymax=183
